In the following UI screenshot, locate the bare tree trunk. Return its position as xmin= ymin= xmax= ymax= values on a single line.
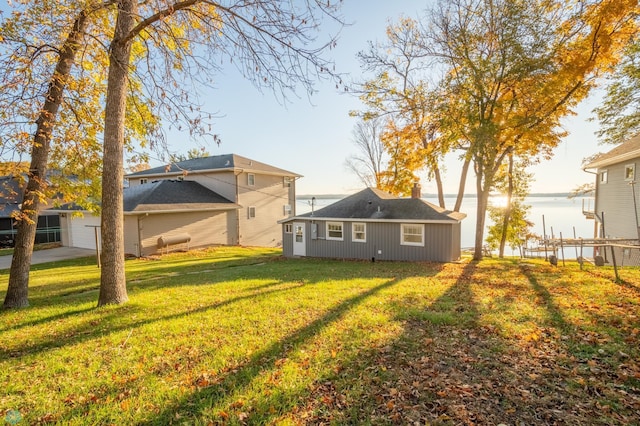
xmin=433 ymin=165 xmax=446 ymax=208
xmin=98 ymin=0 xmax=136 ymax=306
xmin=498 ymin=153 xmax=514 ymax=257
xmin=453 ymin=157 xmax=471 ymax=212
xmin=473 ymin=169 xmax=491 ymax=261
xmin=3 ymin=12 xmax=88 ymax=309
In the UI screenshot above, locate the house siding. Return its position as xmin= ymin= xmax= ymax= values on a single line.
xmin=63 ymin=213 xmax=101 ymax=250
xmin=595 ymin=160 xmax=640 ymax=239
xmin=127 ymin=210 xmax=236 ymax=256
xmin=282 ymin=220 xmax=462 ymax=262
xmin=238 ymin=172 xmax=293 ymax=247
xmin=123 ymin=218 xmax=139 ymax=256
xmin=188 ymin=172 xmax=238 ymax=202
xmin=126 ymin=171 xmax=295 ymax=249
xmin=282 ymin=225 xmax=294 ymax=256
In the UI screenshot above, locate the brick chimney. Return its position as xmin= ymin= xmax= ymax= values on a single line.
xmin=411 ymin=182 xmax=421 ymax=199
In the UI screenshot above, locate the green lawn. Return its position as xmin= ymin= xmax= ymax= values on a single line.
xmin=1 ymin=247 xmax=639 ymax=425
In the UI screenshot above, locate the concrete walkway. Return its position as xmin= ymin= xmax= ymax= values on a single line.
xmin=0 ymin=247 xmax=96 ymax=270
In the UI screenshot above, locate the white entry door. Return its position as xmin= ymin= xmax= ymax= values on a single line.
xmin=293 ymin=222 xmax=306 ymax=256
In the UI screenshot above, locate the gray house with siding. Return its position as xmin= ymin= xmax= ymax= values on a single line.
xmin=279 ymin=187 xmax=466 ymax=262
xmin=57 ymin=154 xmax=300 ymax=256
xmin=584 ymin=135 xmax=640 ymax=264
xmin=122 ymin=180 xmax=241 ymax=256
xmin=126 ymin=153 xmax=300 ymax=250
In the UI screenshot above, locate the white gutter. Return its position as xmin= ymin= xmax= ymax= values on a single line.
xmin=586 ymin=149 xmax=640 ymax=169
xmin=277 ymin=216 xmax=466 ymax=225
xmin=125 ymin=206 xmax=241 ymax=215
xmin=126 ymin=167 xmax=302 ymax=179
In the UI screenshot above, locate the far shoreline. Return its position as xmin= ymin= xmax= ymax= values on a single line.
xmin=297 ymin=192 xmax=577 ymax=200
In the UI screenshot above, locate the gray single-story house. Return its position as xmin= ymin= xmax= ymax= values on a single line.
xmin=279 ymin=187 xmax=466 ymax=262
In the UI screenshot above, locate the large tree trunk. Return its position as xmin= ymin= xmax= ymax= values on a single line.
xmin=473 ymin=169 xmax=491 ymax=261
xmin=433 ymin=165 xmax=446 ymax=208
xmin=453 ymin=157 xmax=471 ymax=212
xmin=98 ymin=0 xmax=136 ymax=306
xmin=498 ymin=153 xmax=514 ymax=257
xmin=3 ymin=12 xmax=88 ymax=309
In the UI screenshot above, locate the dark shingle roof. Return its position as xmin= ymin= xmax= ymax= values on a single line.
xmin=124 ymin=180 xmax=239 ymax=213
xmin=126 ymin=154 xmax=300 ymax=178
xmin=0 ymin=176 xmax=23 ymax=217
xmin=296 ymin=188 xmax=466 ymax=222
xmin=0 ymin=175 xmax=59 ymax=217
xmin=585 ymin=134 xmax=640 ymax=169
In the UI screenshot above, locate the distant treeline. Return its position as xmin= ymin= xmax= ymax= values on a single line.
xmin=297 ymin=192 xmax=575 ymax=200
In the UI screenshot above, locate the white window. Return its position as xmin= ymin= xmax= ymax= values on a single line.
xmin=283 ymin=204 xmax=292 ymax=215
xmin=248 ymin=206 xmax=256 ymax=219
xmin=401 ymin=224 xmax=424 ymax=246
xmin=247 ymin=173 xmax=255 ymax=186
xmin=326 ymin=222 xmax=344 ymax=241
xmin=625 ymin=164 xmax=635 ymax=181
xmin=599 ymin=170 xmax=608 ymax=184
xmin=284 ymin=223 xmax=293 ymax=233
xmin=352 ymin=223 xmax=366 ymax=242
xmin=284 ymin=177 xmax=292 ymax=188
xmin=140 ymin=178 xmax=148 ymax=184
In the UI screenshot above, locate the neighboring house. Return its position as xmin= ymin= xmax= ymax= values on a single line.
xmin=583 ymin=134 xmax=640 ymax=240
xmin=0 ymin=175 xmax=61 ymax=247
xmin=279 ymin=187 xmax=466 ymax=262
xmin=583 ymin=135 xmax=640 ymax=265
xmin=57 ymin=154 xmax=299 ymax=256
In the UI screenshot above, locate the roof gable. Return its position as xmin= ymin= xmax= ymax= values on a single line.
xmin=124 ymin=180 xmax=238 ymax=213
xmin=298 ymin=188 xmax=466 ymax=222
xmin=126 ymin=154 xmax=300 ymax=178
xmin=585 ymin=134 xmax=640 ymax=169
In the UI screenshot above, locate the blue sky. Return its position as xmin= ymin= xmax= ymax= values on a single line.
xmin=163 ymin=0 xmax=607 ymax=197
xmin=0 ymin=0 xmax=606 ymax=197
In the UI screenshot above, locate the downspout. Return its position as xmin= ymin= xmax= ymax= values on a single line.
xmin=631 ymin=181 xmax=640 ymax=240
xmin=235 ymin=169 xmax=242 ymax=245
xmin=137 ymin=213 xmax=149 ymax=257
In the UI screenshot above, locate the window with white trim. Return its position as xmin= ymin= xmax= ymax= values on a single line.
xmin=401 ymin=224 xmax=424 ymax=246
xmin=326 ymin=222 xmax=344 ymax=241
xmin=352 ymin=223 xmax=366 ymax=242
xmin=284 ymin=176 xmax=292 ymax=188
xmin=625 ymin=164 xmax=635 ymax=181
xmin=284 ymin=223 xmax=293 ymax=233
xmin=140 ymin=178 xmax=148 ymax=184
xmin=247 ymin=173 xmax=255 ymax=186
xmin=283 ymin=204 xmax=292 ymax=216
xmin=248 ymin=206 xmax=256 ymax=219
xmin=599 ymin=170 xmax=608 ymax=184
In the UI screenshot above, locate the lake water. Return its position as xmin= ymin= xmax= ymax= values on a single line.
xmin=296 ymin=194 xmax=596 ymax=257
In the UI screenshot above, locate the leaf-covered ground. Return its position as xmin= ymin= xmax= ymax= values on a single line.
xmin=1 ymin=248 xmax=639 ymax=425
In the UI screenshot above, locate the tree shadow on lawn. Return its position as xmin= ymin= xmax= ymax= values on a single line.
xmin=522 ymin=263 xmax=639 ymax=344
xmin=23 ymin=260 xmax=432 ymax=424
xmin=2 ymin=255 xmax=281 ymax=309
xmin=591 ymin=267 xmax=640 ymax=297
xmin=0 ymin=279 xmax=300 ymax=359
xmin=137 ymin=276 xmax=405 ymax=425
xmin=297 ymin=261 xmax=638 ymax=425
xmin=1 ymin=258 xmax=416 ymax=359
xmin=16 ymin=255 xmax=388 ymax=308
